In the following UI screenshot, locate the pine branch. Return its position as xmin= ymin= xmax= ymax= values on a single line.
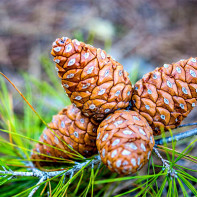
xmin=28 ymin=176 xmax=46 ymax=197
xmin=0 ymin=128 xmax=196 ymax=196
xmin=153 ymin=147 xmax=177 ymax=178
xmin=153 ymin=147 xmax=169 ymax=167
xmin=155 ymin=127 xmax=197 ymax=145
xmin=0 ymin=155 xmax=101 ymax=179
xmin=0 ymin=155 xmax=101 ymax=196
xmin=178 ymin=122 xmax=197 ymax=128
xmin=0 ymin=128 xmax=196 ymax=179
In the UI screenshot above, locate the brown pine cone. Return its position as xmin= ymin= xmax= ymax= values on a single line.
xmin=96 ymin=110 xmax=155 ymax=175
xmin=132 ymin=57 xmax=197 ymax=135
xmin=51 ymin=37 xmax=132 ymax=122
xmin=31 ymin=104 xmax=98 ymax=167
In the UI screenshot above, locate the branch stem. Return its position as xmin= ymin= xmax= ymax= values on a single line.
xmin=0 ymin=155 xmax=101 ymax=196
xmin=153 ymin=147 xmax=169 ymax=168
xmin=155 ymin=127 xmax=197 ymax=145
xmin=178 ymin=122 xmax=197 ymax=128
xmin=153 ymin=147 xmax=177 ymax=178
xmin=28 ymin=176 xmax=46 ymax=197
xmin=0 ymin=155 xmax=101 ymax=179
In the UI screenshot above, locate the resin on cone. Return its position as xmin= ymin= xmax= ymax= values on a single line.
xmin=51 ymin=37 xmax=132 ymax=121
xmin=132 ymin=57 xmax=197 ymax=135
xmin=96 ymin=110 xmax=155 ymax=175
xmin=31 ymin=104 xmax=98 ymax=167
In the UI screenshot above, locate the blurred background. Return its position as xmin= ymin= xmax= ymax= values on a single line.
xmin=1 ymin=0 xmax=197 ymax=118
xmin=0 ymin=1 xmax=197 ymax=195
xmin=1 ymin=0 xmax=197 ymax=79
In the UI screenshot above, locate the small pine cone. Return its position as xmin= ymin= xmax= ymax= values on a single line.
xmin=96 ymin=110 xmax=155 ymax=175
xmin=31 ymin=104 xmax=98 ymax=167
xmin=51 ymin=37 xmax=132 ymax=121
xmin=132 ymin=57 xmax=197 ymax=135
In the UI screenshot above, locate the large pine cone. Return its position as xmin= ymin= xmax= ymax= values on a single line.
xmin=96 ymin=110 xmax=155 ymax=175
xmin=31 ymin=104 xmax=98 ymax=167
xmin=51 ymin=37 xmax=132 ymax=122
xmin=132 ymin=57 xmax=197 ymax=135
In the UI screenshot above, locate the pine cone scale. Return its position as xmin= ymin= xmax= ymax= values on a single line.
xmin=96 ymin=110 xmax=155 ymax=175
xmin=51 ymin=37 xmax=132 ymax=121
xmin=31 ymin=104 xmax=98 ymax=166
xmin=132 ymin=57 xmax=197 ymax=135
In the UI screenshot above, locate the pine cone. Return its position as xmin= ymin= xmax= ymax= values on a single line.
xmin=96 ymin=110 xmax=155 ymax=175
xmin=31 ymin=104 xmax=98 ymax=167
xmin=132 ymin=57 xmax=197 ymax=135
xmin=51 ymin=37 xmax=132 ymax=122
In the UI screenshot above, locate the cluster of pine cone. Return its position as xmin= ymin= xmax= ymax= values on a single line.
xmin=31 ymin=36 xmax=197 ymax=175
